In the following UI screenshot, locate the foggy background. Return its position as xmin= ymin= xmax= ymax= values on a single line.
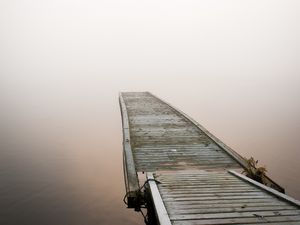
xmin=1 ymin=1 xmax=300 ymax=225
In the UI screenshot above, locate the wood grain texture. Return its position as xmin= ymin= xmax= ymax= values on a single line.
xmin=155 ymin=171 xmax=300 ymax=225
xmin=121 ymin=92 xmax=240 ymax=171
xmin=120 ymin=92 xmax=298 ymax=224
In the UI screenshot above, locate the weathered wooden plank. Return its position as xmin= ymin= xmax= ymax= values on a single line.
xmin=146 ymin=173 xmax=172 ymax=225
xmin=172 ymin=216 xmax=300 ymax=225
xmin=159 ymin=184 xmax=252 ymax=189
xmin=169 ymin=209 xmax=300 ymax=220
xmin=158 ymin=179 xmax=244 ymax=184
xmin=135 ymin=165 xmax=240 ymax=171
xmin=163 ymin=195 xmax=273 ymax=202
xmin=168 ymin=205 xmax=298 ymax=215
xmin=119 ymin=93 xmax=140 ymax=207
xmin=154 ymin=170 xmax=300 ymax=224
xmin=229 ymin=170 xmax=300 ymax=207
xmin=160 ymin=189 xmax=259 ymax=194
xmin=134 ymin=145 xmax=220 ymax=149
xmin=164 ymin=201 xmax=290 ymax=209
xmin=161 ymin=192 xmax=269 ymax=198
xmin=157 ymin=177 xmax=243 ymax=182
xmin=165 ymin=199 xmax=286 ymax=206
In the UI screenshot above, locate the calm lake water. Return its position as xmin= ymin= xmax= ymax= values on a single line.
xmin=1 ymin=1 xmax=300 ymax=224
xmin=1 ymin=84 xmax=299 ymax=225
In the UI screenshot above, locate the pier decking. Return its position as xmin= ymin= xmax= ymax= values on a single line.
xmin=119 ymin=92 xmax=300 ymax=225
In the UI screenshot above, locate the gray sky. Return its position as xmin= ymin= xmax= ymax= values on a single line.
xmin=1 ymin=0 xmax=299 ymax=139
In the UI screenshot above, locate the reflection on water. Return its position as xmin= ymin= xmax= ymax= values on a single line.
xmin=0 ymin=97 xmax=144 ymax=225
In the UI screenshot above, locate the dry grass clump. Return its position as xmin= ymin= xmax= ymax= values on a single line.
xmin=242 ymin=157 xmax=267 ymax=184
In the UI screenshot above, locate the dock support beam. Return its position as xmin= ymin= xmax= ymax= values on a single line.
xmin=119 ymin=93 xmax=140 ymax=209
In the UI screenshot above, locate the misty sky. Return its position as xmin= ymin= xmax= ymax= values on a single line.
xmin=1 ymin=1 xmax=300 ymax=96
xmin=1 ymin=0 xmax=300 ymax=201
xmin=1 ymin=0 xmax=299 ymax=150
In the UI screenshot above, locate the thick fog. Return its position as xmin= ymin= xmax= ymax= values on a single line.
xmin=0 ymin=1 xmax=300 ymax=224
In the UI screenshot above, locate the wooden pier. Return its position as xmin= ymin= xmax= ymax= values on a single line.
xmin=119 ymin=92 xmax=300 ymax=225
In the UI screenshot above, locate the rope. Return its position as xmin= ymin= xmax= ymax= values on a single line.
xmin=140 ymin=178 xmax=161 ymax=191
xmin=123 ymin=178 xmax=161 ymax=206
xmin=122 ymin=177 xmax=161 ymax=224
